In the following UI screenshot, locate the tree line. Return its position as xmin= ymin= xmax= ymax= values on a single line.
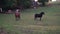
xmin=0 ymin=0 xmax=49 ymax=10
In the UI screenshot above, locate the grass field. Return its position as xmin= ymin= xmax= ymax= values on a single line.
xmin=0 ymin=4 xmax=60 ymax=34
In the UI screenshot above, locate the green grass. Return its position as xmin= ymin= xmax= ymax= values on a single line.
xmin=0 ymin=4 xmax=60 ymax=34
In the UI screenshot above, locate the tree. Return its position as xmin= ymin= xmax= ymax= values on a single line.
xmin=38 ymin=0 xmax=49 ymax=6
xmin=0 ymin=0 xmax=32 ymax=10
xmin=0 ymin=0 xmax=6 ymax=8
xmin=0 ymin=0 xmax=18 ymax=11
xmin=16 ymin=0 xmax=31 ymax=8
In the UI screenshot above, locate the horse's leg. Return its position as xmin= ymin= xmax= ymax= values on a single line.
xmin=16 ymin=15 xmax=20 ymax=21
xmin=18 ymin=16 xmax=20 ymax=20
xmin=15 ymin=15 xmax=17 ymax=20
xmin=40 ymin=17 xmax=41 ymax=21
xmin=15 ymin=16 xmax=19 ymax=21
xmin=16 ymin=17 xmax=18 ymax=21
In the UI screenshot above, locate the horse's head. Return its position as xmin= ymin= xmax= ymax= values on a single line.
xmin=40 ymin=12 xmax=45 ymax=15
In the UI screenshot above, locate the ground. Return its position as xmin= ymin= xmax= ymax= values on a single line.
xmin=0 ymin=4 xmax=60 ymax=34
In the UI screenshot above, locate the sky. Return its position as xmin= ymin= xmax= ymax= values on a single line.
xmin=52 ymin=0 xmax=56 ymax=1
xmin=34 ymin=0 xmax=56 ymax=2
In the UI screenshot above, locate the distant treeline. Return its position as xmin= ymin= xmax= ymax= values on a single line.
xmin=0 ymin=0 xmax=49 ymax=10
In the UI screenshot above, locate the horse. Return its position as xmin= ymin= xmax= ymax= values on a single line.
xmin=15 ymin=9 xmax=20 ymax=21
xmin=34 ymin=12 xmax=45 ymax=21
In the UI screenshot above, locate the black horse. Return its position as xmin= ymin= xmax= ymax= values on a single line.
xmin=34 ymin=12 xmax=45 ymax=21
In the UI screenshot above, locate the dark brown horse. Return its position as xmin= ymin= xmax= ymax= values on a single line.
xmin=34 ymin=12 xmax=45 ymax=21
xmin=15 ymin=9 xmax=20 ymax=20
